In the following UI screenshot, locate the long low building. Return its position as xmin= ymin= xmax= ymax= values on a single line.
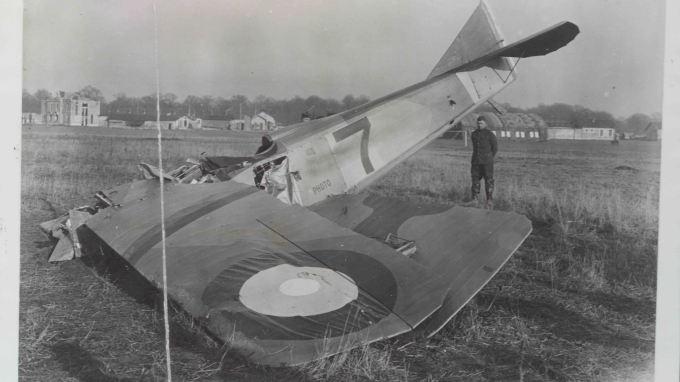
xmin=444 ymin=112 xmax=548 ymax=141
xmin=102 ymin=111 xmax=277 ymax=131
xmin=546 ymin=120 xmax=616 ymax=140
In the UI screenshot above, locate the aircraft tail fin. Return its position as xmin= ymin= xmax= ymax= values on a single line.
xmin=428 ymin=0 xmax=580 ymax=79
xmin=427 ymin=0 xmax=505 ymax=79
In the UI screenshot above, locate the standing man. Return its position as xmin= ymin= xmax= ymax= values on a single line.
xmin=469 ymin=115 xmax=498 ymax=205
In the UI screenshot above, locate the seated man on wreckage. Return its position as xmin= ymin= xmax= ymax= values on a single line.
xmin=163 ymin=135 xmax=281 ymax=190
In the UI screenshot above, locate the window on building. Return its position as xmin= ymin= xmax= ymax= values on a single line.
xmin=515 ymin=131 xmax=520 ymax=138
xmin=91 ymin=114 xmax=94 ymax=124
xmin=492 ymin=131 xmax=496 ymax=136
xmin=184 ymin=119 xmax=187 ymax=127
xmin=501 ymin=131 xmax=506 ymax=137
xmin=600 ymin=129 xmax=603 ymax=137
xmin=609 ymin=130 xmax=613 ymax=137
xmin=521 ymin=131 xmax=526 ymax=138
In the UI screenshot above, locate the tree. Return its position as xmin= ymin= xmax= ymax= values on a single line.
xmin=227 ymin=95 xmax=250 ymax=119
xmin=197 ymin=95 xmax=219 ymax=116
xmin=213 ymin=96 xmax=231 ymax=116
xmin=158 ymin=93 xmax=179 ymax=116
xmin=22 ymin=89 xmax=40 ymax=112
xmin=625 ymin=113 xmax=652 ymax=134
xmin=106 ymin=93 xmax=134 ymax=114
xmin=342 ymin=94 xmax=357 ymax=110
xmin=342 ymin=94 xmax=370 ymax=110
xmin=162 ymin=93 xmax=178 ymax=104
xmin=182 ymin=95 xmax=202 ymax=116
xmin=499 ymin=102 xmax=525 ymax=113
xmin=140 ymin=95 xmax=157 ymax=114
xmin=77 ymin=85 xmax=106 ymax=103
xmin=34 ymin=89 xmax=52 ymax=101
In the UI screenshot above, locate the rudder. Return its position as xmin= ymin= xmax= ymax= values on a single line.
xmin=428 ymin=0 xmax=506 ymax=79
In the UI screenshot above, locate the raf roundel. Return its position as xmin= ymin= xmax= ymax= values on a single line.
xmin=201 ymin=249 xmax=398 ymax=341
xmin=239 ymin=264 xmax=359 ymax=317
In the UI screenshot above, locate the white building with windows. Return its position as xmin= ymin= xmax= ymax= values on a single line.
xmin=546 ymin=120 xmax=616 ymax=140
xmin=41 ymin=91 xmax=101 ymax=126
xmin=251 ymin=111 xmax=276 ymax=130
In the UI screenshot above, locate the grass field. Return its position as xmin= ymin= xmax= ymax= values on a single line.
xmin=20 ymin=124 xmax=660 ymax=381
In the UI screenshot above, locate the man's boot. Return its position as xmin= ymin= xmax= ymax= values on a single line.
xmin=485 ymin=187 xmax=494 ymax=207
xmin=464 ymin=183 xmax=481 ymax=206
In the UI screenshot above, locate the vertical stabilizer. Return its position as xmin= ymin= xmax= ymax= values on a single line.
xmin=428 ymin=0 xmax=506 ymax=79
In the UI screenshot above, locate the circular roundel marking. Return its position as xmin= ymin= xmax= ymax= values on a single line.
xmin=239 ymin=264 xmax=358 ymax=317
xmin=201 ymin=249 xmax=398 ymax=341
xmin=279 ymin=278 xmax=320 ymax=296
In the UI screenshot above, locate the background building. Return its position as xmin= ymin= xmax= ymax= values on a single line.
xmin=547 ymin=119 xmax=617 ymax=140
xmin=643 ymin=121 xmax=662 ymax=141
xmin=41 ymin=91 xmax=101 ymax=126
xmin=250 ymin=111 xmax=276 ymax=130
xmin=446 ymin=112 xmax=548 ymax=141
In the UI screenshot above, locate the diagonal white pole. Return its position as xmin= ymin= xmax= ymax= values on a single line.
xmin=152 ymin=0 xmax=172 ymax=380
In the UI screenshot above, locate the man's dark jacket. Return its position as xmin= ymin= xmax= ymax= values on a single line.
xmin=470 ymin=128 xmax=498 ymax=165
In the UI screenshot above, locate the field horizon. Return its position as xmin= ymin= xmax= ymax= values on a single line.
xmin=20 ymin=124 xmax=660 ymax=381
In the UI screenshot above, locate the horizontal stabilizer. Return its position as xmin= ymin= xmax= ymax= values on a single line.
xmin=428 ymin=0 xmax=579 ymax=78
xmin=489 ymin=21 xmax=579 ymax=58
xmin=454 ymin=21 xmax=579 ymax=73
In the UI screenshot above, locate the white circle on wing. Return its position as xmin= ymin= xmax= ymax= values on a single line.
xmin=279 ymin=278 xmax=320 ymax=296
xmin=239 ymin=264 xmax=359 ymax=317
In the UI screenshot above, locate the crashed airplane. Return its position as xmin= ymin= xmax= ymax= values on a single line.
xmin=41 ymin=1 xmax=578 ymax=366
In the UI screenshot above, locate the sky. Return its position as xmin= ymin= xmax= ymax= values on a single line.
xmin=22 ymin=0 xmax=666 ymax=118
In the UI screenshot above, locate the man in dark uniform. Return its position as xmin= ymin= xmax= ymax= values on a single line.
xmin=469 ymin=115 xmax=498 ymax=204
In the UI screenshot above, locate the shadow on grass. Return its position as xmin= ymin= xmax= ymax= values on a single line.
xmin=512 ymin=270 xmax=656 ymax=323
xmin=583 ymin=290 xmax=655 ymax=322
xmin=49 ymin=342 xmax=122 ymax=382
xmin=477 ymin=294 xmax=654 ymax=352
xmin=476 ymin=343 xmax=571 ymax=382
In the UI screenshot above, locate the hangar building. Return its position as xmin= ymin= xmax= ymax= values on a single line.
xmin=444 ymin=112 xmax=548 ymax=141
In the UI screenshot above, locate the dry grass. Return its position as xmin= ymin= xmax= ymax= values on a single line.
xmin=20 ymin=125 xmax=659 ymax=381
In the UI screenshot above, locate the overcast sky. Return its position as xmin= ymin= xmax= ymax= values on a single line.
xmin=22 ymin=0 xmax=666 ymax=118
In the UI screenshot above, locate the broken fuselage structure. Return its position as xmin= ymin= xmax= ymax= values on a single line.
xmin=41 ymin=1 xmax=578 ymax=366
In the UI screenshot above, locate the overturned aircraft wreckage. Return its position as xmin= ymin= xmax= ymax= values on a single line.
xmin=42 ymin=1 xmax=578 ymax=366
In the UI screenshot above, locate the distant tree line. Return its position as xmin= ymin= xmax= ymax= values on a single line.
xmin=22 ymin=86 xmax=371 ymax=126
xmin=23 ymin=85 xmax=660 ymax=131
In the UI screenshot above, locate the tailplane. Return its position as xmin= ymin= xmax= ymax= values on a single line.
xmin=428 ymin=0 xmax=580 ymax=79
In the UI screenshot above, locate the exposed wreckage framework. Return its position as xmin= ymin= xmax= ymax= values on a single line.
xmin=41 ymin=1 xmax=579 ymax=366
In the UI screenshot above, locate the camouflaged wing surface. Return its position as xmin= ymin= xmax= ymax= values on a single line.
xmin=81 ymin=180 xmax=448 ymax=365
xmin=309 ymin=194 xmax=532 ymax=337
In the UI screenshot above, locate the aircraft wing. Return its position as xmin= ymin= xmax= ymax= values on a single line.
xmin=309 ymin=194 xmax=532 ymax=338
xmin=79 ymin=180 xmax=450 ymax=365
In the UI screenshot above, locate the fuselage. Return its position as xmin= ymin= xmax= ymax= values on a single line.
xmin=232 ymin=56 xmax=517 ymax=207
